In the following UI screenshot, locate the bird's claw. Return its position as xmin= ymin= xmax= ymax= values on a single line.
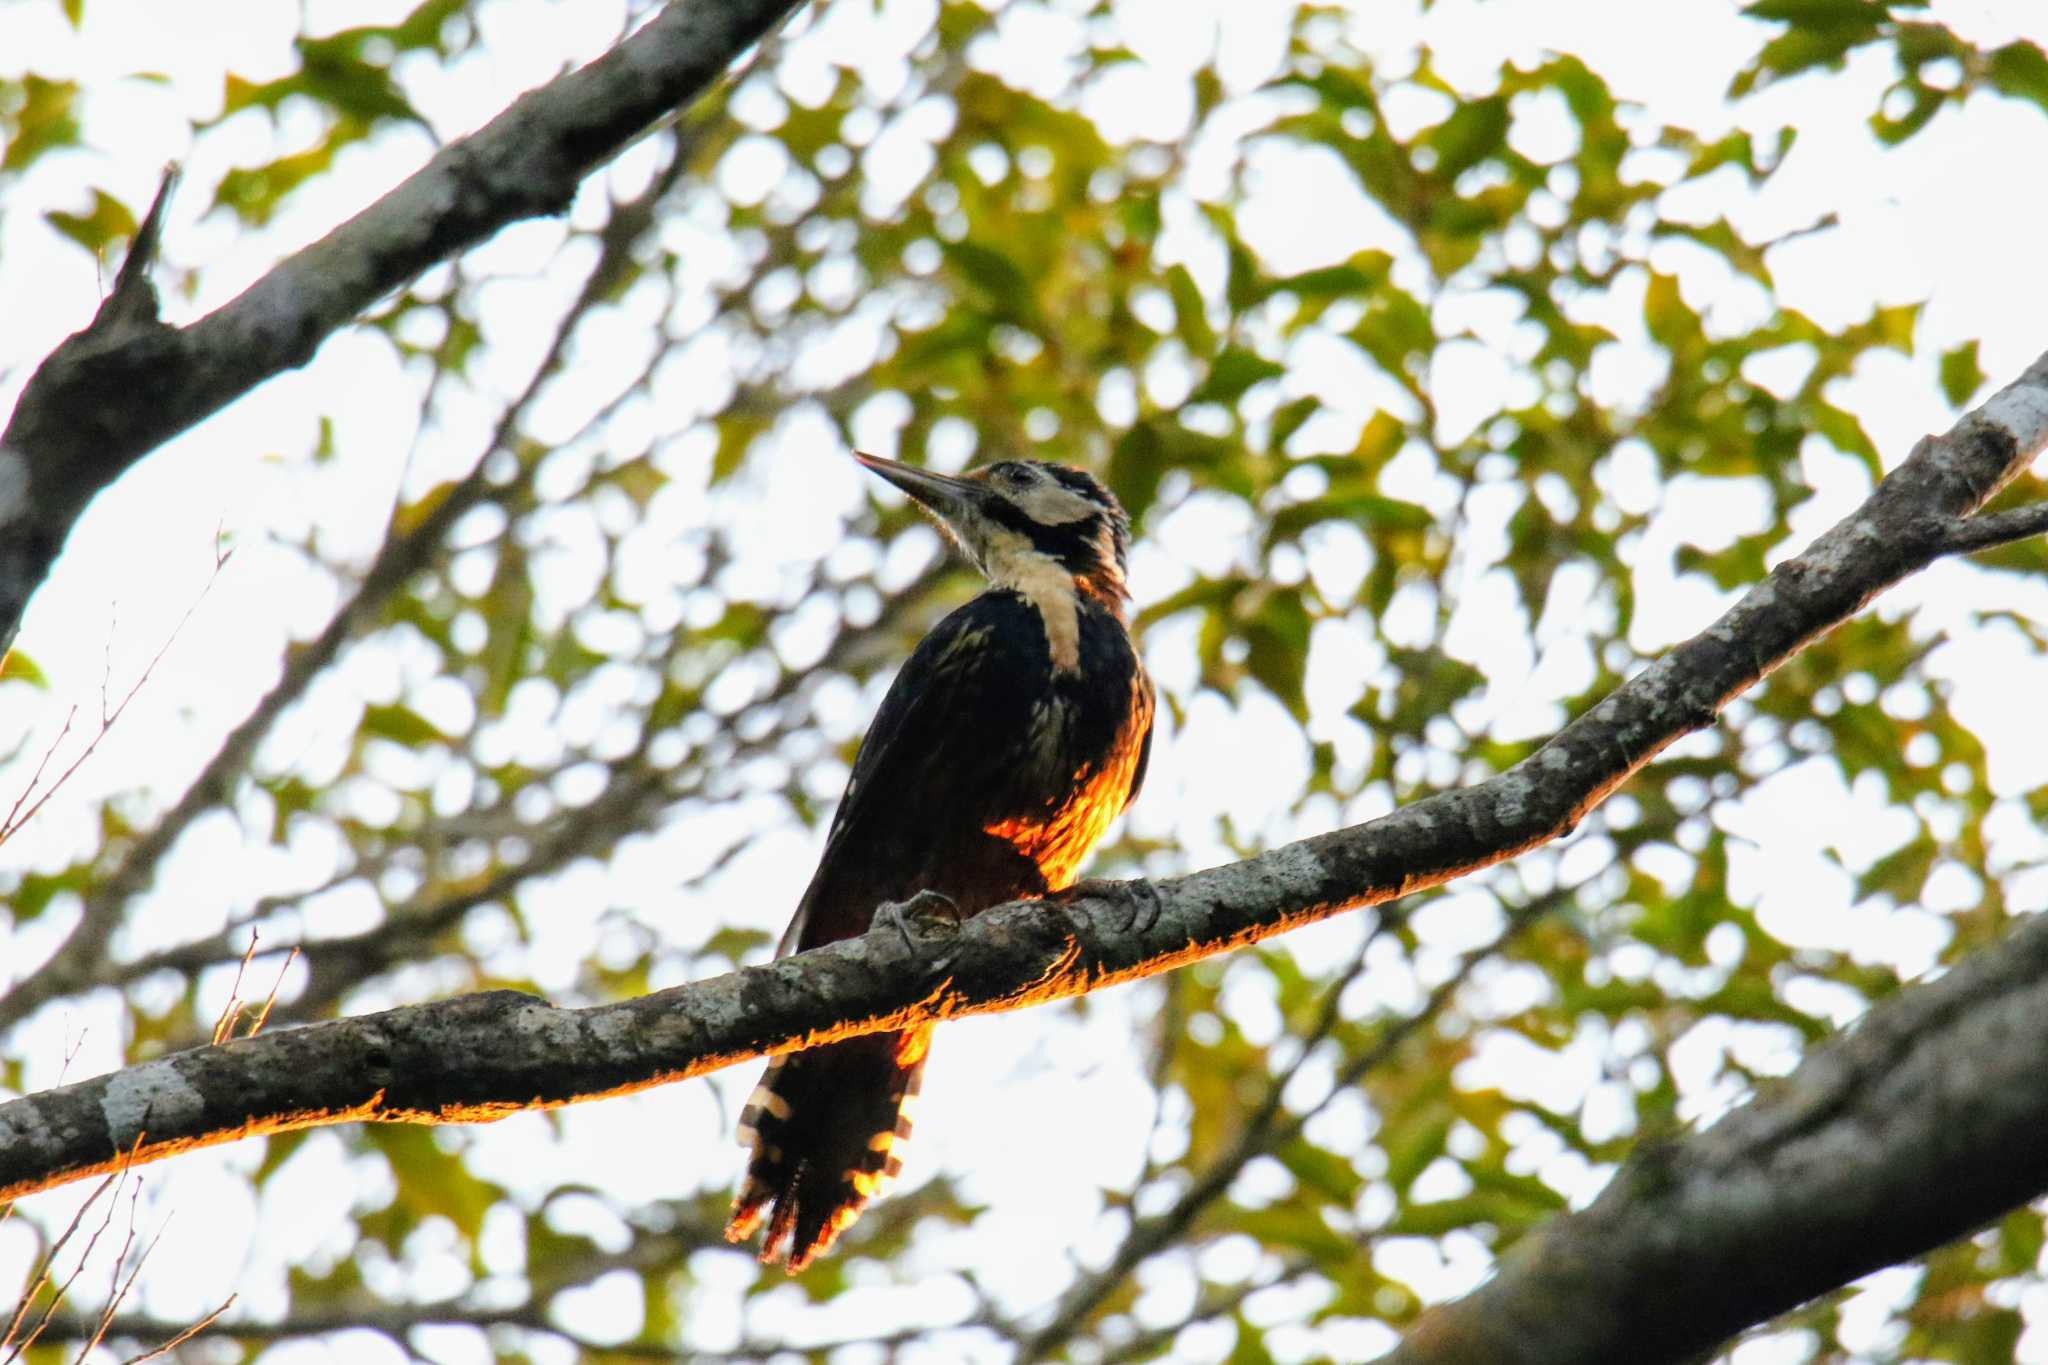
xmin=1061 ymin=878 xmax=1164 ymax=935
xmin=873 ymin=889 xmax=963 ymax=956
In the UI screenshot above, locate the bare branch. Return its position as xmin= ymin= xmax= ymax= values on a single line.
xmin=98 ymin=167 xmax=178 ymax=333
xmin=120 ymin=1294 xmax=233 ymax=1364
xmin=1941 ymin=499 xmax=2048 ymax=553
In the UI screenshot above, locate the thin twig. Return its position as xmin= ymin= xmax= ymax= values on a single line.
xmin=0 ymin=554 xmax=231 ymax=847
xmin=3 ymin=1172 xmax=122 ymax=1354
xmin=247 ymin=947 xmax=299 ymax=1038
xmin=120 ymin=1293 xmax=233 ymax=1364
xmin=0 ymin=707 xmax=76 ymax=846
xmin=6 ymin=1161 xmax=132 ymax=1362
xmin=76 ymin=1185 xmax=155 ymax=1362
xmin=210 ymin=935 xmax=260 ymax=1046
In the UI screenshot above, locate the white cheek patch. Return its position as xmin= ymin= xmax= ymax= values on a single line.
xmin=1014 ymin=482 xmax=1096 ymax=525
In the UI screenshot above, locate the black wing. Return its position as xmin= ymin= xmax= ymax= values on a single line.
xmin=1121 ymin=689 xmax=1154 ymax=812
xmin=778 ymin=594 xmax=1049 ymax=954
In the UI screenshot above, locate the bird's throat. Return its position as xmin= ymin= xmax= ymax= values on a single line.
xmin=989 ymin=544 xmax=1081 ymax=674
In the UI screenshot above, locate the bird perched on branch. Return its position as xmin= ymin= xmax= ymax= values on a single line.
xmin=725 ymin=451 xmax=1155 ymax=1271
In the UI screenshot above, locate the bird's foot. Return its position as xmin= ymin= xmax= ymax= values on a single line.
xmin=873 ymin=889 xmax=963 ymax=956
xmin=1059 ymin=878 xmax=1164 ymax=935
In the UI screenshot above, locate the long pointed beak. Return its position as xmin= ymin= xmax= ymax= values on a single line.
xmin=851 ymin=452 xmax=985 ymax=526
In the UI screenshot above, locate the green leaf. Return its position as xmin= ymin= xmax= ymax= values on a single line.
xmin=1988 ymin=41 xmax=2048 ymax=114
xmin=2 ymin=76 xmax=81 ymax=172
xmin=1268 ymin=396 xmax=1320 ymax=453
xmin=44 ymin=188 xmax=137 ymax=255
xmin=1939 ymin=340 xmax=1986 ymax=408
xmin=1427 ymin=97 xmax=1508 ymax=179
xmin=1858 ymin=833 xmax=1935 ymax=901
xmin=1643 ymin=272 xmax=1699 ymax=351
xmin=1165 ymin=264 xmax=1216 ymax=356
xmin=216 ymin=138 xmax=346 ymax=225
xmin=2000 ymin=1208 xmax=2045 ymax=1275
xmin=1189 ymin=347 xmax=1286 ymax=407
xmin=1243 ymin=588 xmax=1313 ymax=718
xmin=1226 ymin=1313 xmax=1280 ymax=1365
xmin=1383 ymin=1099 xmax=1453 ymax=1194
xmin=0 ymin=649 xmax=47 ymax=688
xmin=714 ymin=413 xmax=769 ymax=483
xmin=1268 ymin=492 xmax=1430 ymax=548
xmin=1271 ymin=261 xmax=1386 ymax=303
xmin=1871 ymin=78 xmax=1946 ymax=143
xmin=1353 ymin=410 xmax=1408 ymax=474
xmin=252 ymin=1129 xmax=313 ymax=1184
xmin=943 ymin=239 xmax=1040 ymax=326
xmin=1870 ymin=301 xmax=1918 ymax=354
xmin=261 ymin=774 xmax=322 ymax=842
xmin=364 ymin=1127 xmax=501 ymax=1242
xmin=701 ymin=926 xmax=774 ymax=962
xmin=1730 ymin=25 xmax=1874 ymax=97
xmin=6 ymin=864 xmax=92 ymax=921
xmin=1276 ymin=1137 xmax=1365 ymax=1204
xmin=478 ymin=545 xmax=534 ymax=718
xmin=1231 ymin=1202 xmax=1354 ymax=1262
xmin=360 ymin=702 xmax=449 ymax=749
xmin=1742 ymin=0 xmax=1887 ymax=24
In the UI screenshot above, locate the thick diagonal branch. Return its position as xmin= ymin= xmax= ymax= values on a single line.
xmin=1375 ymin=905 xmax=2048 ymax=1365
xmin=4 ymin=348 xmax=2045 ymax=1215
xmin=0 ymin=0 xmax=802 ymax=651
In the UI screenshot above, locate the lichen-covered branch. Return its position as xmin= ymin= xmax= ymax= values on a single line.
xmin=0 ymin=0 xmax=802 ymax=652
xmin=5 ymin=349 xmax=2046 ymax=1249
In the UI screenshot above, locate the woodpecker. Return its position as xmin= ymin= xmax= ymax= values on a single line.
xmin=724 ymin=451 xmax=1155 ymax=1271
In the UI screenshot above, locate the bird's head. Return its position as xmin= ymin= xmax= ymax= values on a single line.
xmin=853 ymin=452 xmax=1131 ymax=608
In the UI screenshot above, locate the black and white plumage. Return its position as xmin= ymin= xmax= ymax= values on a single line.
xmin=724 ymin=452 xmax=1155 ymax=1271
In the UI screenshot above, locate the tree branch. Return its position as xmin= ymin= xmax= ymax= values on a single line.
xmin=1376 ymin=903 xmax=2048 ymax=1365
xmin=4 ymin=349 xmax=2045 ymax=1230
xmin=1940 ymin=498 xmax=2048 ymax=553
xmin=0 ymin=0 xmax=803 ymax=652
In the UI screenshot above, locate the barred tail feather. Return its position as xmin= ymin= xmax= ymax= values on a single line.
xmin=724 ymin=1026 xmax=930 ymax=1272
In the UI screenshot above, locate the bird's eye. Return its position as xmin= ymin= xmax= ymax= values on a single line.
xmin=998 ymin=464 xmax=1032 ymax=487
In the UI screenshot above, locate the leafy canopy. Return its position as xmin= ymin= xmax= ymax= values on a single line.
xmin=2 ymin=0 xmax=2047 ymax=1359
